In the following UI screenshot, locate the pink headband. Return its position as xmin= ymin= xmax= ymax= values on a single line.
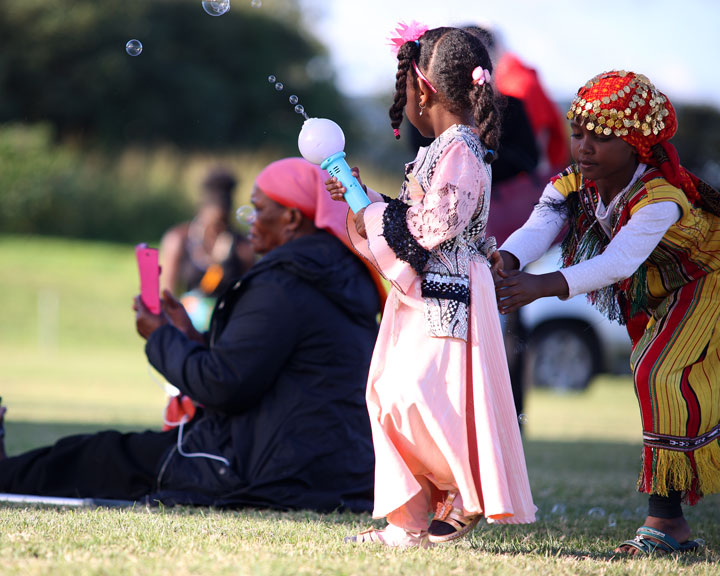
xmin=412 ymin=60 xmax=437 ymax=93
xmin=472 ymin=66 xmax=491 ymax=86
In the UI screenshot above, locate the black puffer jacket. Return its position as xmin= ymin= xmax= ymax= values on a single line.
xmin=145 ymin=231 xmax=379 ymax=511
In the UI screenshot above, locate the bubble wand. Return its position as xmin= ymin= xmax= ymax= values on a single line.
xmin=298 ymin=117 xmax=371 ymax=213
xmin=266 ymin=75 xmax=370 ymax=213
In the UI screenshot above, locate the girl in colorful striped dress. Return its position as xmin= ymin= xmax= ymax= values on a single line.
xmin=496 ymin=70 xmax=720 ymax=556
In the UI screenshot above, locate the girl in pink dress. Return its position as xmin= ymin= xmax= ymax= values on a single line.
xmin=326 ymin=24 xmax=536 ymax=548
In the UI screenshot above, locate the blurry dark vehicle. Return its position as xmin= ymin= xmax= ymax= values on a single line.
xmin=518 ymin=244 xmax=632 ymax=391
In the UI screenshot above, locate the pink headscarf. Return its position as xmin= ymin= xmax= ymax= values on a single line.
xmin=255 ymin=157 xmax=353 ymax=251
xmin=255 ymin=157 xmax=388 ymax=309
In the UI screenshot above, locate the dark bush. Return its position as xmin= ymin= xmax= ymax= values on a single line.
xmin=0 ymin=0 xmax=354 ymax=152
xmin=0 ymin=124 xmax=192 ymax=242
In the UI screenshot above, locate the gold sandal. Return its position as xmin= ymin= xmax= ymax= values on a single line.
xmin=344 ymin=527 xmax=432 ymax=548
xmin=428 ymin=492 xmax=481 ymax=543
xmin=344 ymin=528 xmax=386 ymax=545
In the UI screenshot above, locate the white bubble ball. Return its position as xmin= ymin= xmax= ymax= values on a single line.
xmin=298 ymin=117 xmax=345 ymax=165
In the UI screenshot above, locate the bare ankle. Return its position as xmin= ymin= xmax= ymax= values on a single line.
xmin=643 ymin=515 xmax=691 ymax=542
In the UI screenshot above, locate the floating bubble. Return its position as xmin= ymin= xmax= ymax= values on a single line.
xmin=635 ymin=506 xmax=647 ymax=517
xmin=125 ymin=39 xmax=143 ymax=57
xmin=274 ymin=82 xmax=284 ymax=91
xmin=294 ymin=105 xmax=309 ymax=119
xmin=607 ymin=513 xmax=617 ymax=528
xmin=551 ymin=503 xmax=566 ymax=516
xmin=267 ymin=75 xmax=277 ymax=83
xmin=235 ymin=205 xmax=256 ymax=226
xmin=587 ymin=507 xmax=606 ymax=518
xmin=518 ymin=414 xmax=529 ymax=425
xmin=202 ymin=0 xmax=231 ymax=16
xmin=251 ymin=0 xmax=262 ymax=6
xmin=289 ymin=95 xmax=299 ymax=105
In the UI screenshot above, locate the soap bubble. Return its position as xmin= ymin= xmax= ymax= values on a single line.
xmin=251 ymin=0 xmax=262 ymax=6
xmin=235 ymin=205 xmax=256 ymax=226
xmin=551 ymin=503 xmax=566 ymax=516
xmin=587 ymin=507 xmax=606 ymax=518
xmin=274 ymin=82 xmax=284 ymax=91
xmin=518 ymin=414 xmax=529 ymax=425
xmin=267 ymin=75 xmax=276 ymax=83
xmin=294 ymin=105 xmax=309 ymax=119
xmin=202 ymin=0 xmax=230 ymax=16
xmin=125 ymin=39 xmax=143 ymax=57
xmin=607 ymin=513 xmax=617 ymax=528
xmin=289 ymin=95 xmax=299 ymax=105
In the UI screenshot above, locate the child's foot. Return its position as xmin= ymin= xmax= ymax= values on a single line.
xmin=428 ymin=492 xmax=482 ymax=543
xmin=614 ymin=516 xmax=696 ymax=556
xmin=0 ymin=403 xmax=7 ymax=461
xmin=344 ymin=525 xmax=432 ymax=549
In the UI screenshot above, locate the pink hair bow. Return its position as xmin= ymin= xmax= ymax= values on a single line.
xmin=388 ymin=21 xmax=429 ymax=55
xmin=472 ymin=66 xmax=491 ymax=86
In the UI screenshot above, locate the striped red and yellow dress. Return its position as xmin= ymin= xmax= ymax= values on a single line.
xmin=556 ymin=166 xmax=720 ymax=504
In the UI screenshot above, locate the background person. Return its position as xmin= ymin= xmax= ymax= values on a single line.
xmin=160 ymin=167 xmax=255 ymax=331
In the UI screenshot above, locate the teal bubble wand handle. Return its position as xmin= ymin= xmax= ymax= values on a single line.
xmin=320 ymin=152 xmax=371 ymax=213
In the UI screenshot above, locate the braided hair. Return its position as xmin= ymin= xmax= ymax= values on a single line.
xmin=389 ymin=27 xmax=501 ymax=163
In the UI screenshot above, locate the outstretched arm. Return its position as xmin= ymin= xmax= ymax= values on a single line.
xmin=496 ymin=201 xmax=681 ymax=312
xmin=495 ymin=269 xmax=569 ymax=314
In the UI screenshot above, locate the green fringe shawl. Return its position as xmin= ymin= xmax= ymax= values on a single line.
xmin=559 ymin=190 xmax=649 ymax=325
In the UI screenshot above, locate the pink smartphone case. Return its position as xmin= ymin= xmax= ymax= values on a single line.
xmin=135 ymin=243 xmax=161 ymax=314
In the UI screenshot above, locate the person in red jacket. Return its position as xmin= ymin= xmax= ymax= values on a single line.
xmin=467 ymin=26 xmax=570 ymax=174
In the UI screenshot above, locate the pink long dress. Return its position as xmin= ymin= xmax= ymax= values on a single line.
xmin=348 ymin=125 xmax=536 ymax=531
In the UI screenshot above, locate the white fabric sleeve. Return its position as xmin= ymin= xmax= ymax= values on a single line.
xmin=498 ymin=183 xmax=567 ymax=268
xmin=561 ymin=201 xmax=681 ymax=298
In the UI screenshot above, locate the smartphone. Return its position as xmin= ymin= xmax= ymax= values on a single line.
xmin=135 ymin=243 xmax=161 ymax=314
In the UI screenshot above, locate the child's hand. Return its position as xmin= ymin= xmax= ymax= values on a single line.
xmin=489 ymin=250 xmax=504 ymax=281
xmin=324 ymin=167 xmax=367 ymax=203
xmin=495 ymin=270 xmax=569 ymax=314
xmin=350 ymin=166 xmax=366 ymax=192
xmin=325 ymin=176 xmax=347 ymax=203
xmin=353 ymin=207 xmax=367 ymax=239
xmin=494 ymin=270 xmax=545 ymax=314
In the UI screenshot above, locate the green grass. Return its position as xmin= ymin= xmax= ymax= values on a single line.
xmin=1 ymin=236 xmax=719 ymax=575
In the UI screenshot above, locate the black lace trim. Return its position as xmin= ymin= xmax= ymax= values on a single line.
xmin=382 ymin=198 xmax=429 ymax=274
xmin=421 ymin=279 xmax=469 ymax=304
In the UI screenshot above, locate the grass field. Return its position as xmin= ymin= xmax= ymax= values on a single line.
xmin=1 ymin=235 xmax=719 ymax=575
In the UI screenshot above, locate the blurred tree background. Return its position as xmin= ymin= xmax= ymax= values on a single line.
xmin=1 ymin=0 xmax=718 ymax=244
xmin=0 ymin=0 xmax=352 ymax=149
xmin=0 ymin=0 xmax=369 ymax=243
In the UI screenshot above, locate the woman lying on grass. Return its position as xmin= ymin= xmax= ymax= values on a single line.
xmin=0 ymin=158 xmax=382 ymax=513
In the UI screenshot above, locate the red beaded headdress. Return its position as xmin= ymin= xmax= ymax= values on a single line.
xmin=567 ymin=70 xmax=699 ymax=202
